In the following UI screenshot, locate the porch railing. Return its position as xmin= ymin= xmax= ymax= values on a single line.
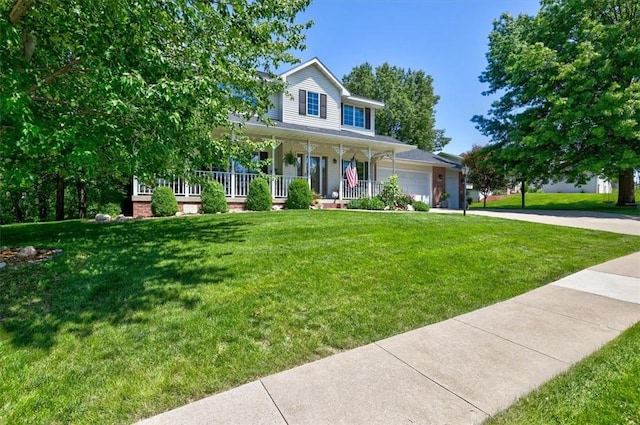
xmin=342 ymin=179 xmax=383 ymax=199
xmin=134 ymin=172 xmax=307 ymax=199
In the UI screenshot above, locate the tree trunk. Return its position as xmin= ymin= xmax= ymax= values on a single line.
xmin=38 ymin=188 xmax=49 ymax=221
xmin=55 ymin=174 xmax=65 ymax=221
xmin=521 ymin=180 xmax=526 ymax=208
xmin=10 ymin=192 xmax=24 ymax=223
xmin=77 ymin=179 xmax=88 ymax=218
xmin=616 ymin=168 xmax=636 ymax=206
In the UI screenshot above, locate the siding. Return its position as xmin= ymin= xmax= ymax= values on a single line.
xmin=282 ymin=65 xmax=342 ymax=130
xmin=266 ymin=94 xmax=281 ymax=120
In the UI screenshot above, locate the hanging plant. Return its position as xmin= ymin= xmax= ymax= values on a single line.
xmin=284 ymin=151 xmax=297 ymax=166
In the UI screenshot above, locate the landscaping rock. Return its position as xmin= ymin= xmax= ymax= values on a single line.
xmin=0 ymin=246 xmax=8 ymax=252
xmin=95 ymin=214 xmax=111 ymax=222
xmin=0 ymin=262 xmax=6 ymax=269
xmin=272 ymin=205 xmax=282 ymax=211
xmin=406 ymin=204 xmax=414 ymax=211
xmin=175 ymin=211 xmax=184 ymax=216
xmin=116 ymin=215 xmax=132 ymax=223
xmin=17 ymin=246 xmax=37 ymax=259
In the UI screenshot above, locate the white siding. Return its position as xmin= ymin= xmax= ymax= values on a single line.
xmin=541 ymin=176 xmax=611 ymax=194
xmin=265 ymin=94 xmax=281 ymax=120
xmin=282 ymin=65 xmax=342 ymax=130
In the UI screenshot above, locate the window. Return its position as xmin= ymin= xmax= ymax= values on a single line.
xmin=342 ymin=160 xmax=369 ymax=181
xmin=307 ymin=91 xmax=319 ymax=116
xmin=343 ymin=105 xmax=365 ymax=128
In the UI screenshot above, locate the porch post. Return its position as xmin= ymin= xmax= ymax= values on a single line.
xmin=230 ymin=160 xmax=236 ymax=198
xmin=334 ymin=144 xmax=347 ymax=200
xmin=271 ymin=139 xmax=276 ymax=198
xmin=183 ymin=178 xmax=189 ymax=198
xmin=392 ymin=151 xmax=396 ymax=174
xmin=307 ymin=140 xmax=311 ymax=189
xmin=368 ymin=147 xmax=372 ymax=197
xmin=133 ymin=176 xmax=139 ymax=196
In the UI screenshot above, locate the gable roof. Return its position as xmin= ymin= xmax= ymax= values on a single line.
xmin=279 ymin=58 xmax=385 ymax=108
xmin=280 ymin=57 xmax=349 ymax=96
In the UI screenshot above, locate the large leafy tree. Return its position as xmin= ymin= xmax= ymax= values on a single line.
xmin=342 ymin=62 xmax=450 ymax=152
xmin=462 ymin=145 xmax=507 ymax=207
xmin=473 ymin=0 xmax=639 ymax=206
xmin=0 ymin=0 xmax=311 ymax=219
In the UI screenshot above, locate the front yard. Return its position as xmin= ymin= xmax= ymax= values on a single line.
xmin=1 ymin=211 xmax=640 ymax=424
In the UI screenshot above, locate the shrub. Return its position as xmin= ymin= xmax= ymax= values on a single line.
xmin=376 ymin=175 xmax=414 ymax=209
xmin=286 ymin=179 xmax=313 ymax=209
xmin=346 ymin=197 xmax=385 ymax=210
xmin=151 ymin=186 xmax=179 ymax=217
xmin=100 ymin=202 xmax=122 ymax=217
xmin=413 ymin=201 xmax=430 ymax=212
xmin=200 ymin=181 xmax=228 ymax=213
xmin=246 ymin=177 xmax=272 ymax=211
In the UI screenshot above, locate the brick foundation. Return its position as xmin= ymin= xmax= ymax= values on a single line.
xmin=432 ymin=166 xmax=446 ymax=206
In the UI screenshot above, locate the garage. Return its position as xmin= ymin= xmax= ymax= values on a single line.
xmin=377 ymin=167 xmax=431 ymax=204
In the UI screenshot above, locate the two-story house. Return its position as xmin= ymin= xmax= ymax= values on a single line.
xmin=132 ymin=58 xmax=461 ymax=216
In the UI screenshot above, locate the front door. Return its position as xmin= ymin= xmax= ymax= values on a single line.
xmin=310 ymin=156 xmax=328 ymax=196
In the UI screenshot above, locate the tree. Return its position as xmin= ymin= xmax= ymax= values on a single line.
xmin=342 ymin=63 xmax=450 ymax=152
xmin=462 ymin=145 xmax=507 ymax=208
xmin=0 ymin=0 xmax=311 ymax=220
xmin=473 ymin=0 xmax=640 ymax=206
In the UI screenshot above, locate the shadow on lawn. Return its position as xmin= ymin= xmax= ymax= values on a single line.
xmin=0 ymin=216 xmax=249 ymax=349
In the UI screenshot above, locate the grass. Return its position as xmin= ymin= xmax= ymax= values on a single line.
xmin=486 ymin=322 xmax=640 ymax=424
xmin=471 ymin=191 xmax=640 ymax=215
xmin=1 ymin=211 xmax=640 ymax=424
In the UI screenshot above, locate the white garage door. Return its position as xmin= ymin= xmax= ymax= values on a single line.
xmin=377 ymin=168 xmax=431 ymax=204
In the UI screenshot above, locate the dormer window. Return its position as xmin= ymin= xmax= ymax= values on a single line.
xmin=298 ymin=89 xmax=327 ymax=118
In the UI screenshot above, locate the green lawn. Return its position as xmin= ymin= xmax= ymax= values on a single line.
xmin=471 ymin=191 xmax=640 ymax=215
xmin=1 ymin=211 xmax=640 ymax=424
xmin=486 ymin=322 xmax=640 ymax=424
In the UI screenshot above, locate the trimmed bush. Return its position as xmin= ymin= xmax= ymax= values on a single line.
xmin=377 ymin=175 xmax=404 ymax=208
xmin=346 ymin=197 xmax=385 ymax=210
xmin=413 ymin=201 xmax=430 ymax=212
xmin=246 ymin=177 xmax=272 ymax=211
xmin=286 ymin=179 xmax=313 ymax=209
xmin=151 ymin=186 xmax=179 ymax=217
xmin=200 ymin=181 xmax=228 ymax=213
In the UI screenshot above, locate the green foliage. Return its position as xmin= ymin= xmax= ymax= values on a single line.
xmin=200 ymin=181 xmax=228 ymax=214
xmin=376 ymin=175 xmax=403 ymax=208
xmin=413 ymin=201 xmax=430 ymax=212
xmin=473 ymin=0 xmax=640 ymax=206
xmin=286 ymin=179 xmax=313 ymax=209
xmin=0 ymin=0 xmax=311 ymax=220
xmin=462 ymin=145 xmax=507 ymax=206
xmin=245 ymin=177 xmax=272 ymax=211
xmin=95 ymin=202 xmax=122 ymax=217
xmin=151 ymin=187 xmax=178 ymax=217
xmin=346 ymin=197 xmax=386 ymax=210
xmin=342 ymin=62 xmax=450 ymax=151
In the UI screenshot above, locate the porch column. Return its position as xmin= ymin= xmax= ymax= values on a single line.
xmin=299 ymin=141 xmax=317 ymax=191
xmin=334 ymin=144 xmax=348 ymax=200
xmin=270 ymin=138 xmax=281 ymax=198
xmin=361 ymin=147 xmax=375 ymax=198
xmin=230 ymin=160 xmax=236 ymax=198
xmin=133 ymin=176 xmax=139 ymax=196
xmin=183 ymin=178 xmax=189 ymax=198
xmin=392 ymin=151 xmax=396 ymax=174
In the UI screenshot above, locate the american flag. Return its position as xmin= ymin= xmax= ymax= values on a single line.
xmin=345 ymin=156 xmax=358 ymax=188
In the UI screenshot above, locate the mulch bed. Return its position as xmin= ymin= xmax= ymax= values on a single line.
xmin=0 ymin=247 xmax=62 ymax=269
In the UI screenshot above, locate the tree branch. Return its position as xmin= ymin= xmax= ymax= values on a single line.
xmin=27 ymin=56 xmax=82 ymax=95
xmin=9 ymin=0 xmax=33 ymax=24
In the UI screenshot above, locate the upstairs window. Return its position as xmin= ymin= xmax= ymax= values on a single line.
xmin=298 ymin=89 xmax=327 ymax=118
xmin=307 ymin=91 xmax=319 ymax=116
xmin=342 ymin=104 xmax=369 ymax=129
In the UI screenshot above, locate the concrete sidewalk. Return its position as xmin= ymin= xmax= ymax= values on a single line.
xmin=137 ymin=252 xmax=640 ymax=425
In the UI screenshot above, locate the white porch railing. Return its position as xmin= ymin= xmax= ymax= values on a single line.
xmin=134 ymin=172 xmax=307 ymax=199
xmin=342 ymin=180 xmax=383 ymax=199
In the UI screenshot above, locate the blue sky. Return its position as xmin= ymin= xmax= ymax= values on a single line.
xmin=294 ymin=0 xmax=540 ymax=155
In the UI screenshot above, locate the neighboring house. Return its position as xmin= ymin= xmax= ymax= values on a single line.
xmin=540 ymin=176 xmax=612 ymax=194
xmin=132 ymin=58 xmax=462 ymax=216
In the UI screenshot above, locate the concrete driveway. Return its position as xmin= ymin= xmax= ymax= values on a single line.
xmin=432 ymin=208 xmax=640 ymax=236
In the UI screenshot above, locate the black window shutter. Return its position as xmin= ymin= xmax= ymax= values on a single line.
xmin=341 ymin=103 xmax=344 ymax=125
xmin=320 ymin=94 xmax=327 ymax=119
xmin=365 ymin=108 xmax=371 ymax=129
xmin=299 ymin=89 xmax=306 ymax=115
